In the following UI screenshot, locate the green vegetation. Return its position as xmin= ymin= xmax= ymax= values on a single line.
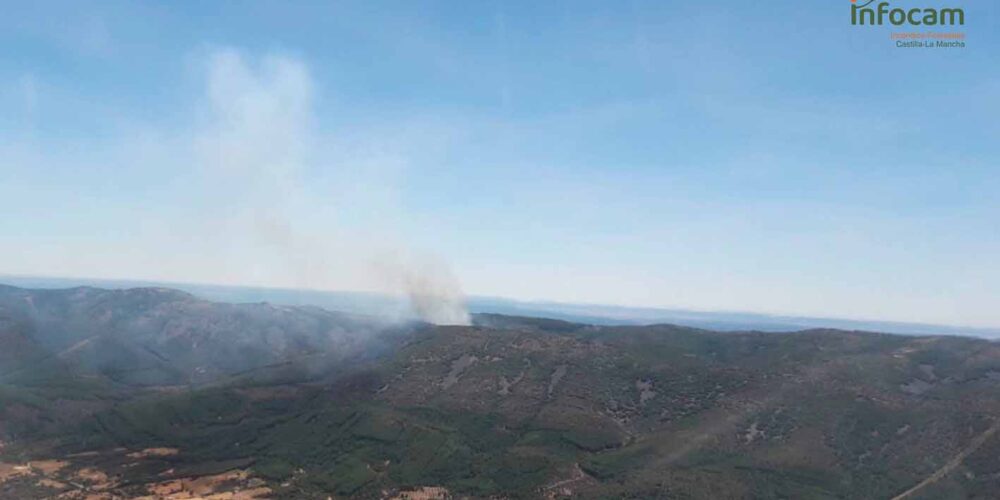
xmin=4 ymin=285 xmax=1000 ymax=498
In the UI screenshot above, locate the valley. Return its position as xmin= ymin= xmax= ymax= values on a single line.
xmin=2 ymin=285 xmax=1000 ymax=499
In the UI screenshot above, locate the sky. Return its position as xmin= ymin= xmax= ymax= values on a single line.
xmin=1 ymin=0 xmax=998 ymax=328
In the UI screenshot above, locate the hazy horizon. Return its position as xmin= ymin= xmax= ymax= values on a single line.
xmin=4 ymin=273 xmax=998 ymax=339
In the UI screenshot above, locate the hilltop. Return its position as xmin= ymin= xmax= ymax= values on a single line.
xmin=2 ymin=285 xmax=1000 ymax=498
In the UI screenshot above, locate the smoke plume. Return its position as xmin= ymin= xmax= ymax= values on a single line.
xmin=376 ymin=252 xmax=471 ymax=326
xmin=192 ymin=48 xmax=470 ymax=325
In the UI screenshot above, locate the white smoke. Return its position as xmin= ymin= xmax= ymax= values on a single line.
xmin=192 ymin=48 xmax=470 ymax=325
xmin=375 ymin=251 xmax=471 ymax=326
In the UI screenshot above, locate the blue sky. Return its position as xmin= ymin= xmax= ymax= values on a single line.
xmin=1 ymin=0 xmax=998 ymax=327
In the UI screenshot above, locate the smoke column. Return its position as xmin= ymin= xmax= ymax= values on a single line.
xmin=194 ymin=47 xmax=470 ymax=325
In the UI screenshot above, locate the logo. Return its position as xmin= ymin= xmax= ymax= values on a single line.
xmin=851 ymin=1 xmax=965 ymax=26
xmin=849 ymin=0 xmax=967 ymax=49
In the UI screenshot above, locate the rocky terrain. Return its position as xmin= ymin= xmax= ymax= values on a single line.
xmin=3 ymin=285 xmax=1000 ymax=499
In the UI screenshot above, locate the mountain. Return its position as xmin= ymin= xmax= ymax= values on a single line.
xmin=0 ymin=284 xmax=407 ymax=387
xmin=4 ymin=275 xmax=997 ymax=337
xmin=0 ymin=283 xmax=414 ymax=452
xmin=2 ymin=285 xmax=1000 ymax=499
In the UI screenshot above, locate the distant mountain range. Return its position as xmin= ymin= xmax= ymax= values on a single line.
xmin=3 ymin=283 xmax=1000 ymax=498
xmin=2 ymin=275 xmax=997 ymax=338
xmin=0 ymin=283 xmax=411 ymax=389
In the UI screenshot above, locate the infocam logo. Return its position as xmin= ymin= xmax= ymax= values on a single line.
xmin=850 ymin=0 xmax=965 ymax=26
